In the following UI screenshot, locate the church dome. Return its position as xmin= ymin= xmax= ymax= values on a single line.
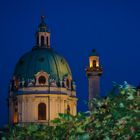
xmin=9 ymin=17 xmax=77 ymax=125
xmin=13 ymin=47 xmax=72 ymax=84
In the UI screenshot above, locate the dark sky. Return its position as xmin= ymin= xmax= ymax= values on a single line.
xmin=0 ymin=0 xmax=140 ymax=127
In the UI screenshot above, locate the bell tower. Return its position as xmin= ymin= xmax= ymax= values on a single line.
xmin=86 ymin=49 xmax=103 ymax=101
xmin=36 ymin=16 xmax=50 ymax=48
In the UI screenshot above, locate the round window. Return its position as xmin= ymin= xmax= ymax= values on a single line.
xmin=38 ymin=76 xmax=46 ymax=84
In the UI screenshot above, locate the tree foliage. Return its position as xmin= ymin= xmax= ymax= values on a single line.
xmin=2 ymin=82 xmax=140 ymax=140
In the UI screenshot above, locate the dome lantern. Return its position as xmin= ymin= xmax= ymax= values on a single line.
xmin=36 ymin=16 xmax=50 ymax=48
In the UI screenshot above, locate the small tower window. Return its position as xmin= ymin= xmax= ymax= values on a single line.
xmin=41 ymin=36 xmax=45 ymax=46
xmin=38 ymin=76 xmax=46 ymax=84
xmin=38 ymin=103 xmax=46 ymax=120
xmin=93 ymin=60 xmax=96 ymax=68
xmin=46 ymin=37 xmax=49 ymax=46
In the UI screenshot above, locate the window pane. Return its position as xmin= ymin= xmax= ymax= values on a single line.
xmin=38 ymin=103 xmax=46 ymax=120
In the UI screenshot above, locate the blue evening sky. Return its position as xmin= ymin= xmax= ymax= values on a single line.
xmin=0 ymin=0 xmax=140 ymax=127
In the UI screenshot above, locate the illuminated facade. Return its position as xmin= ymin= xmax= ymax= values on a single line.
xmin=9 ymin=16 xmax=77 ymax=124
xmin=86 ymin=49 xmax=103 ymax=102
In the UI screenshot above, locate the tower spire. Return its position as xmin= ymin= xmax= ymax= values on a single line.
xmin=86 ymin=49 xmax=103 ymax=109
xmin=36 ymin=16 xmax=50 ymax=48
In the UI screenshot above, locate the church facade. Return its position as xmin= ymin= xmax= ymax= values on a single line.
xmin=9 ymin=16 xmax=77 ymax=124
xmin=8 ymin=16 xmax=103 ymax=125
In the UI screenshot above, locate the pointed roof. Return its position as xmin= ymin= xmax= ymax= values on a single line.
xmin=89 ymin=49 xmax=99 ymax=56
xmin=38 ymin=16 xmax=48 ymax=32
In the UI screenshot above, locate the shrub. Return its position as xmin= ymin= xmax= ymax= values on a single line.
xmin=2 ymin=82 xmax=140 ymax=140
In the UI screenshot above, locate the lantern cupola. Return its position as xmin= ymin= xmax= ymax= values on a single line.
xmin=36 ymin=16 xmax=50 ymax=48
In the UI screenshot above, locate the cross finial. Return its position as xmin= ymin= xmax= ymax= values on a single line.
xmin=41 ymin=16 xmax=45 ymax=21
xmin=92 ymin=49 xmax=96 ymax=53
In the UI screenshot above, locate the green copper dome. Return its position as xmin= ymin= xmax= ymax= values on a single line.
xmin=14 ymin=48 xmax=72 ymax=83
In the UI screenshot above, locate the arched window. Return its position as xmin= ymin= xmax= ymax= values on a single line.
xmin=38 ymin=103 xmax=46 ymax=120
xmin=38 ymin=76 xmax=46 ymax=85
xmin=13 ymin=101 xmax=18 ymax=123
xmin=67 ymin=105 xmax=70 ymax=114
xmin=46 ymin=37 xmax=49 ymax=46
xmin=13 ymin=108 xmax=18 ymax=123
xmin=41 ymin=36 xmax=45 ymax=46
xmin=66 ymin=79 xmax=69 ymax=88
xmin=93 ymin=60 xmax=96 ymax=68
